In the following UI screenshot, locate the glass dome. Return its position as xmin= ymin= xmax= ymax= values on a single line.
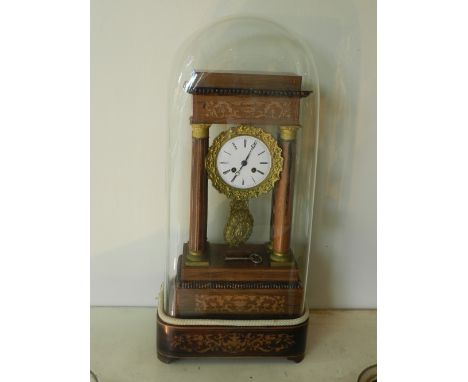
xmin=163 ymin=17 xmax=320 ymax=321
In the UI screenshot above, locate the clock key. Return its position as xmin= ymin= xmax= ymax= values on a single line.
xmin=224 ymin=253 xmax=263 ymax=264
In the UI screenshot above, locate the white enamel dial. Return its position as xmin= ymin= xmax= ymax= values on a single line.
xmin=216 ymin=135 xmax=272 ymax=189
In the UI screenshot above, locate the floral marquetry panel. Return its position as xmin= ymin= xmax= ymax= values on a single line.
xmin=171 ymin=333 xmax=295 ymax=354
xmin=192 ymin=96 xmax=300 ymax=125
xmin=157 ymin=314 xmax=308 ymax=361
xmin=174 ymin=269 xmax=304 ymax=318
xmin=194 ymin=294 xmax=287 ymax=314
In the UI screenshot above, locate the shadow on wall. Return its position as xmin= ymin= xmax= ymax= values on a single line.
xmin=91 ymin=231 xmax=166 ymax=306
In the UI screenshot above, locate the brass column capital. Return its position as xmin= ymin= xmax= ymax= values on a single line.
xmin=191 ymin=124 xmax=211 ymax=138
xmin=279 ymin=125 xmax=301 ymax=141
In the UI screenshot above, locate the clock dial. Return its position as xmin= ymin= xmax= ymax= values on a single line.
xmin=206 ymin=125 xmax=283 ymax=200
xmin=216 ymin=135 xmax=272 ymax=190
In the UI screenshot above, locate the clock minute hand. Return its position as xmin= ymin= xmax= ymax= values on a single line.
xmin=235 ymin=141 xmax=257 ymax=175
xmin=244 ymin=141 xmax=257 ymax=162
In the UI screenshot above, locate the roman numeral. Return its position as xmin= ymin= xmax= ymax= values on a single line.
xmin=257 ymin=170 xmax=265 ymax=175
xmin=259 ymin=162 xmax=268 ymax=164
xmin=222 ymin=169 xmax=230 ymax=174
xmin=223 ymin=150 xmax=231 ymax=156
xmin=232 ymin=142 xmax=238 ymax=150
xmin=244 ymin=139 xmax=246 ymax=148
xmin=258 ymin=150 xmax=265 ymax=156
xmin=251 ymin=176 xmax=256 ymax=184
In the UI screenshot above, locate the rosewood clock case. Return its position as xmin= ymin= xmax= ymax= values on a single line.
xmin=157 ymin=70 xmax=314 ymax=363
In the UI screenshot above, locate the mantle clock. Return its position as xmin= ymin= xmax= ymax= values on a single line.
xmin=157 ymin=71 xmax=312 ymax=363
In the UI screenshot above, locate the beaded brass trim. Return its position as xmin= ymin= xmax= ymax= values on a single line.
xmin=177 ymin=280 xmax=302 ymax=289
xmin=186 ymin=86 xmax=312 ymax=98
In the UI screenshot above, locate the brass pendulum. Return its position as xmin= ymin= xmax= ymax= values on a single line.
xmin=224 ymin=199 xmax=254 ymax=247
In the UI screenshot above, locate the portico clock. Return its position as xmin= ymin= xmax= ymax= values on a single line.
xmin=155 ymin=14 xmax=321 ymax=367
xmin=157 ymin=68 xmax=317 ymax=363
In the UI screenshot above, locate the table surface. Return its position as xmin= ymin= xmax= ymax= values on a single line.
xmin=91 ymin=308 xmax=376 ymax=382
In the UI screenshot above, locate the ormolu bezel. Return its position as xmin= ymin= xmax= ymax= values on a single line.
xmin=206 ymin=125 xmax=283 ymax=200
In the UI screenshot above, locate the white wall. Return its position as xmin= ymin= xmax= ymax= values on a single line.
xmin=91 ymin=0 xmax=376 ymax=308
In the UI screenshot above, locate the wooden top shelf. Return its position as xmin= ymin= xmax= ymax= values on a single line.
xmin=186 ymin=71 xmax=304 ymax=91
xmin=186 ymin=71 xmax=311 ymax=126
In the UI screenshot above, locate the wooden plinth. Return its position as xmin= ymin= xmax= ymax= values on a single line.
xmin=175 ymin=243 xmax=304 ymax=319
xmin=157 ymin=314 xmax=308 ymax=363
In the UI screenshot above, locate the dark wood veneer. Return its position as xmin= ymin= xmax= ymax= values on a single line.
xmin=157 ymin=314 xmax=308 ymax=363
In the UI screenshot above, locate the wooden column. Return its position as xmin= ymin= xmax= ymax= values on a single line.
xmin=271 ymin=126 xmax=299 ymax=265
xmin=186 ymin=123 xmax=210 ymax=266
xmin=268 ymin=130 xmax=279 ymax=252
xmin=268 ymin=186 xmax=276 ymax=252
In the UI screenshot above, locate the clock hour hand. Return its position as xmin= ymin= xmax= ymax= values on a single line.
xmin=235 ymin=160 xmax=247 ymax=176
xmin=234 ymin=166 xmax=244 ymax=176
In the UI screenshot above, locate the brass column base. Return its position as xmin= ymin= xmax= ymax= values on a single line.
xmin=269 ymin=250 xmax=295 ymax=267
xmin=184 ymin=250 xmax=209 ymax=267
